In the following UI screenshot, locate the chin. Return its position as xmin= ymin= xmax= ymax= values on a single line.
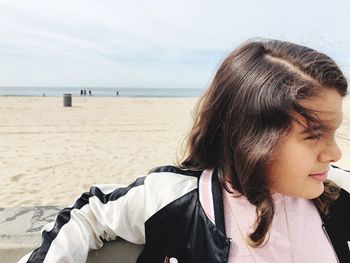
xmin=304 ymin=183 xmax=325 ymax=199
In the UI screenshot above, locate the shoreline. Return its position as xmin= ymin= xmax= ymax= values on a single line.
xmin=0 ymin=95 xmax=201 ymax=98
xmin=0 ymin=87 xmax=205 ymax=98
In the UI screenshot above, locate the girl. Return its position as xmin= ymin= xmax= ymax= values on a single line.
xmin=19 ymin=38 xmax=350 ymax=263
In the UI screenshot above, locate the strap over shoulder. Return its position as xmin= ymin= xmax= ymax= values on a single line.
xmin=198 ymin=168 xmax=226 ymax=234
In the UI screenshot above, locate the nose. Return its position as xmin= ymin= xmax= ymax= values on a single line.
xmin=318 ymin=139 xmax=342 ymax=163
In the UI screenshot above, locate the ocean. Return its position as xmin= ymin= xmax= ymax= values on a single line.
xmin=0 ymin=87 xmax=205 ymax=98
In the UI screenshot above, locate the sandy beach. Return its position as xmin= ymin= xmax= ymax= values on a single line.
xmin=1 ymin=96 xmax=350 ymax=207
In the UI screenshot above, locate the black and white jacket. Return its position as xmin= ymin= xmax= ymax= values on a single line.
xmin=19 ymin=165 xmax=350 ymax=263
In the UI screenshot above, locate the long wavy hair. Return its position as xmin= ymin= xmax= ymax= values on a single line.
xmin=180 ymin=38 xmax=348 ymax=247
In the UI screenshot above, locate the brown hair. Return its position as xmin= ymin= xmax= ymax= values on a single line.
xmin=180 ymin=38 xmax=348 ymax=247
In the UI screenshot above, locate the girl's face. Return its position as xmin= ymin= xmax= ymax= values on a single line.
xmin=268 ymin=89 xmax=343 ymax=199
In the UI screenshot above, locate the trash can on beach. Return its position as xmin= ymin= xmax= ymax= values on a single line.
xmin=63 ymin=94 xmax=72 ymax=107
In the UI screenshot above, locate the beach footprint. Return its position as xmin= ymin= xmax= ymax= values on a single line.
xmin=11 ymin=173 xmax=25 ymax=182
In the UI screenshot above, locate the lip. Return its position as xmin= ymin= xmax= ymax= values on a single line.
xmin=309 ymin=172 xmax=328 ymax=182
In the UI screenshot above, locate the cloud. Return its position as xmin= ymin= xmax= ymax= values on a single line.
xmin=0 ymin=0 xmax=350 ymax=87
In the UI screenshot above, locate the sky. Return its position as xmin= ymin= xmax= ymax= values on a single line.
xmin=1 ymin=0 xmax=350 ymax=89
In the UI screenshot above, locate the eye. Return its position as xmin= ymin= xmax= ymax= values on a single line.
xmin=305 ymin=133 xmax=322 ymax=140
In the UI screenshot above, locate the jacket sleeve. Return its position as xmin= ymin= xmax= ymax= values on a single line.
xmin=18 ymin=177 xmax=147 ymax=263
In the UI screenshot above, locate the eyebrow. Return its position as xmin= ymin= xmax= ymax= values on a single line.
xmin=300 ymin=122 xmax=341 ymax=134
xmin=300 ymin=126 xmax=326 ymax=134
xmin=296 ymin=110 xmax=343 ymax=135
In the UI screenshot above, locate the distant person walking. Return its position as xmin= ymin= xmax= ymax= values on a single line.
xmin=83 ymin=89 xmax=86 ymax=96
xmin=89 ymin=90 xmax=92 ymax=96
xmin=80 ymin=89 xmax=83 ymax=96
xmin=116 ymin=90 xmax=119 ymax=96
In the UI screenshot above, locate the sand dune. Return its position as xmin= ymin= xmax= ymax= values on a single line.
xmin=0 ymin=96 xmax=349 ymax=207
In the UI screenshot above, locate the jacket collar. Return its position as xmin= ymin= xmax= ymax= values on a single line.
xmin=211 ymin=168 xmax=226 ymax=235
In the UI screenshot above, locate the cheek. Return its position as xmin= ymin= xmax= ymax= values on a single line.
xmin=282 ymin=138 xmax=318 ymax=165
xmin=269 ymin=142 xmax=315 ymax=184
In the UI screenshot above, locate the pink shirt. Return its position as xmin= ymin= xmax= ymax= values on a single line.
xmin=199 ymin=169 xmax=338 ymax=263
xmin=223 ymin=189 xmax=338 ymax=263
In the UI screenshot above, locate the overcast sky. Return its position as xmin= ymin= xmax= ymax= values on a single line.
xmin=1 ymin=0 xmax=350 ymax=89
